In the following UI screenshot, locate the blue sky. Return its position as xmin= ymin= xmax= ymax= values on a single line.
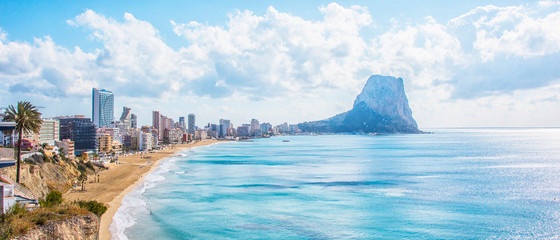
xmin=1 ymin=0 xmax=559 ymax=128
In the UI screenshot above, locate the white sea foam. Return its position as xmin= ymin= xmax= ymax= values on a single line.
xmin=110 ymin=182 xmax=149 ymax=240
xmin=109 ymin=143 xmax=221 ymax=239
xmin=110 ymin=156 xmax=178 ymax=239
xmin=143 ymin=173 xmax=166 ymax=183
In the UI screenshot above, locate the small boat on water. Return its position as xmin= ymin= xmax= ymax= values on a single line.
xmin=282 ymin=140 xmax=290 ymax=142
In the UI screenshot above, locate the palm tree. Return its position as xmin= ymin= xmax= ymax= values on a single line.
xmin=2 ymin=101 xmax=43 ymax=183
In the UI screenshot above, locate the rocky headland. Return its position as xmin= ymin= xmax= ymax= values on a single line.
xmin=298 ymin=75 xmax=420 ymax=134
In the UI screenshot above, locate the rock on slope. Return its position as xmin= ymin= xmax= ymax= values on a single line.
xmin=0 ymin=161 xmax=80 ymax=199
xmin=13 ymin=213 xmax=99 ymax=240
xmin=298 ymin=75 xmax=420 ymax=134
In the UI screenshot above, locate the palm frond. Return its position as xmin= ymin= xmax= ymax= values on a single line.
xmin=4 ymin=101 xmax=43 ymax=136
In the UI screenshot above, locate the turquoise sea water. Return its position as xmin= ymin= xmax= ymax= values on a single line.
xmin=111 ymin=128 xmax=560 ymax=239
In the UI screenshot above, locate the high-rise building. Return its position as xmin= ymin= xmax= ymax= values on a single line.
xmin=261 ymin=123 xmax=272 ymax=135
xmin=165 ymin=117 xmax=174 ymax=132
xmin=120 ymin=107 xmax=132 ymax=129
xmin=152 ymin=111 xmax=160 ymax=138
xmin=131 ymin=114 xmax=137 ymax=129
xmin=92 ymin=88 xmax=114 ymax=128
xmin=179 ymin=117 xmax=186 ymax=131
xmin=188 ymin=114 xmax=196 ymax=135
xmin=219 ymin=119 xmax=230 ymax=138
xmin=250 ymin=119 xmax=260 ymax=136
xmin=58 ymin=116 xmax=97 ymax=155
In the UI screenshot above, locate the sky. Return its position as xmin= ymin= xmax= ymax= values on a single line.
xmin=1 ymin=0 xmax=559 ymax=128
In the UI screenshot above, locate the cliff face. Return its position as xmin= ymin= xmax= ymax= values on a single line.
xmin=12 ymin=213 xmax=99 ymax=240
xmin=298 ymin=75 xmax=420 ymax=134
xmin=0 ymin=161 xmax=80 ymax=199
xmin=352 ymin=75 xmax=417 ymax=128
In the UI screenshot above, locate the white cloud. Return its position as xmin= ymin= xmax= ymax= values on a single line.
xmin=1 ymin=2 xmax=559 ymax=127
xmin=172 ymin=3 xmax=374 ymax=98
xmin=450 ymin=4 xmax=560 ymax=61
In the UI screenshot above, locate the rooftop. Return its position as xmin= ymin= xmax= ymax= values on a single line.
xmin=0 ymin=122 xmax=15 ymax=131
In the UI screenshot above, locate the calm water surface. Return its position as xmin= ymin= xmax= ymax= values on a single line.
xmin=112 ymin=128 xmax=560 ymax=239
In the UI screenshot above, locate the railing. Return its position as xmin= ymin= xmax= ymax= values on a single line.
xmin=0 ymin=175 xmax=38 ymax=200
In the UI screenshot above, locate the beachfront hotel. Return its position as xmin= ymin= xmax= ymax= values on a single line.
xmin=92 ymin=88 xmax=114 ymax=128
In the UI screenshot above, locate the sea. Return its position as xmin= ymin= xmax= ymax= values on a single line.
xmin=111 ymin=128 xmax=560 ymax=239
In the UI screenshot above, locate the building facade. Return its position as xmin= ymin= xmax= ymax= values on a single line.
xmin=219 ymin=119 xmax=230 ymax=138
xmin=152 ymin=111 xmax=160 ymax=133
xmin=58 ymin=116 xmax=97 ymax=155
xmin=40 ymin=119 xmax=59 ymax=146
xmin=97 ymin=134 xmax=113 ymax=154
xmin=131 ymin=114 xmax=137 ymax=129
xmin=138 ymin=131 xmax=153 ymax=151
xmin=261 ymin=123 xmax=272 ymax=135
xmin=92 ymin=88 xmax=114 ymax=128
xmin=178 ymin=117 xmax=186 ymax=131
xmin=195 ymin=129 xmax=207 ymax=140
xmin=119 ymin=107 xmax=132 ymax=130
xmin=237 ymin=125 xmax=250 ymax=137
xmin=188 ymin=114 xmax=196 ymax=135
xmin=250 ymin=119 xmax=260 ymax=136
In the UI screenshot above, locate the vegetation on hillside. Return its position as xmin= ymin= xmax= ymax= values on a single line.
xmin=0 ymin=190 xmax=107 ymax=239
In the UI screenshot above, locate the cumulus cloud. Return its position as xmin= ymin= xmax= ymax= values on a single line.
xmin=368 ymin=2 xmax=560 ymax=99
xmin=171 ymin=3 xmax=374 ymax=98
xmin=0 ymin=2 xmax=559 ymax=126
xmin=445 ymin=3 xmax=560 ymax=98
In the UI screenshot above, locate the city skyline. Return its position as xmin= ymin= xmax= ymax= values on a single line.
xmin=1 ymin=1 xmax=559 ymax=128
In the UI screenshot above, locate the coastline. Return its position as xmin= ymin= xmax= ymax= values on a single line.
xmin=63 ymin=140 xmax=219 ymax=240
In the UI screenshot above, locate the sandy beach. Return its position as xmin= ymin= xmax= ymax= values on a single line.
xmin=63 ymin=140 xmax=219 ymax=240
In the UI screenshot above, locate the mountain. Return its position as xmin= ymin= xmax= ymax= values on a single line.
xmin=298 ymin=75 xmax=420 ymax=134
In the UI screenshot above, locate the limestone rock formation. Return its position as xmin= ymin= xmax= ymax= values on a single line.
xmin=298 ymin=75 xmax=420 ymax=134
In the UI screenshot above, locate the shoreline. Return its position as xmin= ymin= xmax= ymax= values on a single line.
xmin=63 ymin=140 xmax=219 ymax=240
xmin=100 ymin=152 xmax=165 ymax=240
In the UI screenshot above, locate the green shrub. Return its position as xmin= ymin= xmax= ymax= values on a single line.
xmin=85 ymin=161 xmax=95 ymax=171
xmin=35 ymin=216 xmax=47 ymax=225
xmin=76 ymin=200 xmax=107 ymax=217
xmin=41 ymin=190 xmax=63 ymax=207
xmin=0 ymin=202 xmax=91 ymax=238
xmin=38 ymin=149 xmax=51 ymax=163
xmin=23 ymin=158 xmax=36 ymax=165
xmin=0 ymin=203 xmax=29 ymax=238
xmin=77 ymin=163 xmax=86 ymax=173
xmin=7 ymin=203 xmax=27 ymax=216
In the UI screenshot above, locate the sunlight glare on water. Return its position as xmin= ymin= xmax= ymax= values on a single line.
xmin=113 ymin=128 xmax=560 ymax=239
